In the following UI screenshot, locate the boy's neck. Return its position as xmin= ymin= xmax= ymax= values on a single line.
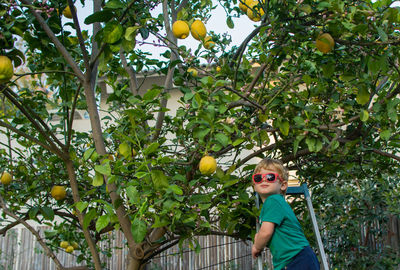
xmin=259 ymin=193 xmax=281 ymax=202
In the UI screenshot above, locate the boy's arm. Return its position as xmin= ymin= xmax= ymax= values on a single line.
xmin=252 ymin=221 xmax=275 ymax=258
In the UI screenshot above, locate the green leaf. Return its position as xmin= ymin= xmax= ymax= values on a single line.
xmin=215 ymin=133 xmax=230 ymax=147
xmin=143 ymin=88 xmax=161 ymax=100
xmin=226 ymin=16 xmax=234 ymax=29
xmin=329 ymin=140 xmax=339 ymax=151
xmin=360 ymin=109 xmax=369 ymax=122
xmin=40 ymin=206 xmax=54 ymax=221
xmin=302 ymin=74 xmax=312 ymax=86
xmin=380 ymin=129 xmax=391 ymax=141
xmin=95 ymin=163 xmax=111 ymax=176
xmin=151 ymin=170 xmax=169 ymax=189
xmin=76 ymin=202 xmax=89 ymax=213
xmin=126 ymin=186 xmax=140 ymax=204
xmin=193 ymin=127 xmax=210 ymax=141
xmin=152 ymin=216 xmax=170 ymax=228
xmin=368 ymin=57 xmax=380 ymax=76
xmin=29 ymin=207 xmax=39 ymax=219
xmin=139 ymin=28 xmax=149 ymax=40
xmin=232 ymin=138 xmax=245 ymax=146
xmin=125 ymin=26 xmax=140 ymax=41
xmin=134 ymin=171 xmax=148 ymax=178
xmin=95 ymin=215 xmax=110 ymax=232
xmin=223 ymin=179 xmax=239 ymax=188
xmin=200 ymin=76 xmax=213 ymax=87
xmin=167 ymin=184 xmax=183 ymax=195
xmin=105 ymin=0 xmax=125 ymax=9
xmin=84 ymin=10 xmax=114 ymax=24
xmin=92 ymin=172 xmax=104 ymax=187
xmin=83 ymin=209 xmax=97 ymax=229
xmin=144 ymin=142 xmax=159 ymax=155
xmin=356 ymin=86 xmax=370 ymax=105
xmin=131 ymin=219 xmax=147 ymax=243
xmin=294 ymin=135 xmax=305 ymax=155
xmin=83 ymin=148 xmax=96 ymax=161
xmin=214 ymin=80 xmax=227 ymax=87
xmin=279 ymin=120 xmax=290 ymax=136
xmin=376 ymin=26 xmax=388 ymax=42
xmin=103 ymin=21 xmax=123 ymax=44
xmin=306 ymin=137 xmax=316 ymax=152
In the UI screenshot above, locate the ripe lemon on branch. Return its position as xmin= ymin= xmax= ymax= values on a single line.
xmin=51 ymin=185 xmax=66 ymax=200
xmin=62 ymin=5 xmax=76 ymax=19
xmin=203 ymin=36 xmax=215 ymax=49
xmin=316 ymin=33 xmax=334 ymax=53
xmin=199 ymin=156 xmax=217 ymax=175
xmin=172 ymin=20 xmax=190 ymax=39
xmin=187 ymin=67 xmax=198 ymax=77
xmin=191 ymin=20 xmax=207 ymax=40
xmin=1 ymin=171 xmax=12 ymax=185
xmin=65 ymin=245 xmax=74 ymax=253
xmin=247 ymin=1 xmax=265 ymax=22
xmin=60 ymin=241 xmax=69 ymax=249
xmin=239 ymin=0 xmax=253 ymax=13
xmin=0 ymin=56 xmax=13 ymax=83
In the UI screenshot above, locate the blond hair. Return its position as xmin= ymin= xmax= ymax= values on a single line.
xmin=254 ymin=158 xmax=289 ymax=195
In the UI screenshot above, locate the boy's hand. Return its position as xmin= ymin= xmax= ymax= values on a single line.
xmin=251 ymin=244 xmax=262 ymax=258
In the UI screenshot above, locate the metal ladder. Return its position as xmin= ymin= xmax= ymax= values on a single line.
xmin=255 ymin=183 xmax=330 ymax=270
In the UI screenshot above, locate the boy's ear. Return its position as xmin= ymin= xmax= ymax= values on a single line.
xmin=280 ymin=181 xmax=288 ymax=192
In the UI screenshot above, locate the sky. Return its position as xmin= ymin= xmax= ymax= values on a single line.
xmin=72 ymin=1 xmax=256 ymax=60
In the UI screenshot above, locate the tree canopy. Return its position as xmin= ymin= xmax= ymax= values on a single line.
xmin=1 ymin=0 xmax=400 ymax=269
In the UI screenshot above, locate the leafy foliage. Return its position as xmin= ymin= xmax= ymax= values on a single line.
xmin=0 ymin=0 xmax=400 ymax=269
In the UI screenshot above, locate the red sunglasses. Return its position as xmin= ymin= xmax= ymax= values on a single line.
xmin=252 ymin=173 xmax=283 ymax=184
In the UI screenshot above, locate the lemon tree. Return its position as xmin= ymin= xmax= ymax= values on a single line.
xmin=1 ymin=0 xmax=400 ymax=269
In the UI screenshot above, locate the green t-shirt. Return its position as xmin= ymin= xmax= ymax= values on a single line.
xmin=259 ymin=194 xmax=309 ymax=270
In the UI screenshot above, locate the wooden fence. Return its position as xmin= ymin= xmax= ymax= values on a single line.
xmin=1 ymin=217 xmax=399 ymax=270
xmin=0 ymin=227 xmax=258 ymax=270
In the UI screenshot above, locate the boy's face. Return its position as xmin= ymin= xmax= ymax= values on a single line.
xmin=253 ymin=167 xmax=288 ymax=199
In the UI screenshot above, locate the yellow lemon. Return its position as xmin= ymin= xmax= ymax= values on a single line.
xmin=203 ymin=36 xmax=215 ymax=49
xmin=65 ymin=245 xmax=74 ymax=253
xmin=0 ymin=56 xmax=13 ymax=83
xmin=62 ymin=5 xmax=76 ymax=19
xmin=316 ymin=33 xmax=335 ymax=53
xmin=199 ymin=156 xmax=217 ymax=175
xmin=187 ymin=67 xmax=198 ymax=77
xmin=191 ymin=20 xmax=207 ymax=41
xmin=71 ymin=241 xmax=79 ymax=249
xmin=239 ymin=0 xmax=253 ymax=13
xmin=51 ymin=185 xmax=66 ymax=200
xmin=1 ymin=171 xmax=12 ymax=185
xmin=247 ymin=1 xmax=265 ymax=22
xmin=172 ymin=20 xmax=190 ymax=39
xmin=60 ymin=241 xmax=69 ymax=249
xmin=216 ymin=66 xmax=221 ymax=72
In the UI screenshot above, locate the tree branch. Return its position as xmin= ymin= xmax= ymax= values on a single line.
xmin=1 ymin=87 xmax=67 ymax=158
xmin=222 ymin=86 xmax=264 ymax=111
xmin=67 ymin=0 xmax=91 ymax=77
xmin=19 ymin=0 xmax=85 ymax=82
xmin=67 ymin=83 xmax=83 ymax=148
xmin=119 ymin=48 xmax=139 ymax=94
xmin=371 ymin=148 xmax=400 ymax=162
xmin=0 ymin=120 xmax=54 ymax=153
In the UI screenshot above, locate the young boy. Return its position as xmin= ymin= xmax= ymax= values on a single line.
xmin=251 ymin=158 xmax=320 ymax=270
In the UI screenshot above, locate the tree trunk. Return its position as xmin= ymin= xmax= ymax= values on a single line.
xmin=65 ymin=159 xmax=102 ymax=269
